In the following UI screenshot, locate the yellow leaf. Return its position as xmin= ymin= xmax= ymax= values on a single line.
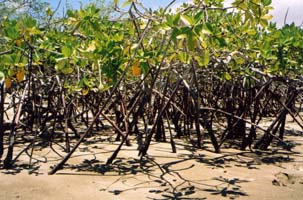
xmin=261 ymin=14 xmax=273 ymax=20
xmin=114 ymin=0 xmax=119 ymax=5
xmin=180 ymin=15 xmax=193 ymax=26
xmin=260 ymin=19 xmax=268 ymax=28
xmin=68 ymin=17 xmax=78 ymax=25
xmin=98 ymin=83 xmax=104 ymax=91
xmin=87 ymin=41 xmax=96 ymax=52
xmin=82 ymin=88 xmax=90 ymax=96
xmin=123 ymin=45 xmax=131 ymax=56
xmin=224 ymin=72 xmax=232 ymax=81
xmin=16 ymin=70 xmax=25 ymax=82
xmin=46 ymin=7 xmax=53 ymax=16
xmin=132 ymin=61 xmax=141 ymax=76
xmin=5 ymin=78 xmax=12 ymax=89
xmin=15 ymin=39 xmax=21 ymax=47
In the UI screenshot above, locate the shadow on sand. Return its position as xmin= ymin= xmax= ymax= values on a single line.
xmin=54 ymin=132 xmax=302 ymax=199
xmin=1 ymin=127 xmax=302 ymax=199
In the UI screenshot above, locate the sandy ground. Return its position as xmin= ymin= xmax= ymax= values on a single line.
xmin=1 ymin=118 xmax=303 ymax=200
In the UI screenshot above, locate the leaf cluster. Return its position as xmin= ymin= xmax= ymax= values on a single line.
xmin=0 ymin=0 xmax=302 ymax=93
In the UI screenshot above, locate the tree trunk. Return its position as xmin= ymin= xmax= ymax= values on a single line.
xmin=0 ymin=81 xmax=5 ymax=160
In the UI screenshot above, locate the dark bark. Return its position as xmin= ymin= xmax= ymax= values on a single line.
xmin=139 ymin=79 xmax=182 ymax=157
xmin=0 ymin=82 xmax=4 ymax=160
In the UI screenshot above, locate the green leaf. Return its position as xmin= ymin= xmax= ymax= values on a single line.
xmin=194 ymin=11 xmax=204 ymax=24
xmin=251 ymin=0 xmax=261 ymax=4
xmin=263 ymin=0 xmax=272 ymax=6
xmin=55 ymin=57 xmax=69 ymax=71
xmin=3 ymin=26 xmax=19 ymax=39
xmin=180 ymin=14 xmax=194 ymax=26
xmin=140 ymin=61 xmax=149 ymax=74
xmin=195 ymin=49 xmax=210 ymax=67
xmin=22 ymin=17 xmax=37 ymax=28
xmin=173 ymin=14 xmax=181 ymax=26
xmin=203 ymin=50 xmax=210 ymax=66
xmin=224 ymin=72 xmax=232 ymax=80
xmin=178 ymin=52 xmax=190 ymax=64
xmin=260 ymin=19 xmax=268 ymax=28
xmin=27 ymin=27 xmax=42 ymax=35
xmin=216 ymin=37 xmax=227 ymax=47
xmin=176 ymin=34 xmax=187 ymax=40
xmin=233 ymin=56 xmax=245 ymax=65
xmin=186 ymin=32 xmax=196 ymax=51
xmin=171 ymin=27 xmax=180 ymax=41
xmin=83 ymin=77 xmax=91 ymax=87
xmin=2 ymin=53 xmax=21 ymax=65
xmin=66 ymin=9 xmax=74 ymax=17
xmin=245 ymin=29 xmax=257 ymax=35
xmin=61 ymin=45 xmax=73 ymax=57
xmin=202 ymin=23 xmax=213 ymax=35
xmin=61 ymin=67 xmax=74 ymax=74
xmin=0 ymin=71 xmax=5 ymax=80
xmin=121 ymin=0 xmax=131 ymax=8
xmin=166 ymin=14 xmax=173 ymax=26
